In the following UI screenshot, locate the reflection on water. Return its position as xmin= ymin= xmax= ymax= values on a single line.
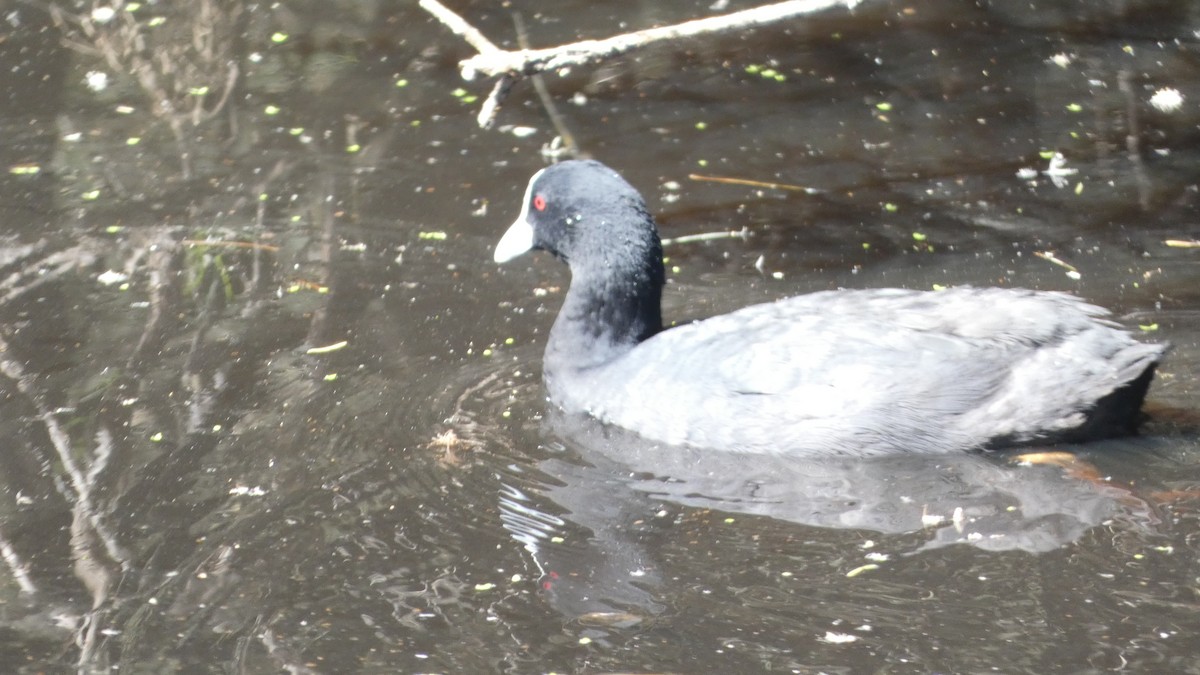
xmin=492 ymin=406 xmax=1167 ymax=623
xmin=0 ymin=0 xmax=1198 ymax=672
xmin=549 ymin=412 xmax=1138 ymax=552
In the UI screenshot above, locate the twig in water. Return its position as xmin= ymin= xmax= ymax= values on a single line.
xmin=1164 ymin=239 xmax=1200 ymax=249
xmin=1034 ymin=251 xmax=1082 ymax=280
xmin=689 ymin=173 xmax=822 ymax=194
xmin=183 ymin=240 xmax=281 ymax=252
xmin=662 ymin=227 xmax=751 ymax=246
xmin=1117 ymin=68 xmax=1152 ymax=210
xmin=513 ymin=11 xmax=581 ymax=156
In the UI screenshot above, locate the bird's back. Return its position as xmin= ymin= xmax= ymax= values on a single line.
xmin=550 ymin=287 xmax=1165 ymax=456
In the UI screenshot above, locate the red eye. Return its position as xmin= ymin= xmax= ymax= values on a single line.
xmin=533 ymin=194 xmax=547 ymax=211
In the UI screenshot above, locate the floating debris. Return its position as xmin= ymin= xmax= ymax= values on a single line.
xmin=1048 ymin=53 xmax=1073 ymax=68
xmin=97 ymin=270 xmax=128 ymax=286
xmin=85 ymin=71 xmax=109 ymax=92
xmin=1034 ymin=251 xmax=1082 ymax=280
xmin=845 ymin=564 xmax=879 ymax=578
xmin=91 ymin=6 xmax=116 ymax=23
xmin=306 ymin=341 xmax=348 ymax=355
xmin=1149 ymin=87 xmax=1184 ymax=113
xmin=577 ymin=611 xmax=644 ymax=628
xmin=1043 ymin=152 xmax=1078 ymax=188
xmin=450 ymin=87 xmax=479 ymax=104
xmin=743 ymin=63 xmax=787 ymax=82
xmin=920 ymin=506 xmax=945 ymax=527
xmin=229 ymin=485 xmax=268 ymax=497
xmin=430 ymin=429 xmax=460 ymax=449
xmin=1164 ymin=239 xmax=1200 ymax=248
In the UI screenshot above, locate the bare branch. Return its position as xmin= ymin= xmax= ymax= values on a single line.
xmin=425 ymin=0 xmax=860 ymax=81
xmin=477 ymin=74 xmax=517 ymax=129
xmin=419 ymin=0 xmax=502 ymax=57
xmin=421 ymin=0 xmax=859 ymax=126
xmin=514 ymin=11 xmax=581 ymax=156
xmin=0 ymin=530 xmax=37 ymax=594
xmin=0 ymin=334 xmax=130 ymax=570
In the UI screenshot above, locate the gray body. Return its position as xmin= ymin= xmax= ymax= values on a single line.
xmin=496 ymin=160 xmax=1166 ymax=456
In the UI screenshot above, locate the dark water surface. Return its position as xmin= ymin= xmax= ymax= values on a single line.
xmin=1 ymin=0 xmax=1199 ymax=672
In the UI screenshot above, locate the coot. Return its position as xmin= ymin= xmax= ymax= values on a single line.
xmin=494 ymin=160 xmax=1166 ymax=456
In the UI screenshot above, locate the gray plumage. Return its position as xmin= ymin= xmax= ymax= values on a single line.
xmin=495 ymin=160 xmax=1166 ymax=456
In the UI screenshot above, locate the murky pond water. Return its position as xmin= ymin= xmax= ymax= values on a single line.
xmin=1 ymin=0 xmax=1199 ymax=672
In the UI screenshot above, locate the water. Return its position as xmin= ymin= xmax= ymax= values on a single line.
xmin=0 ymin=0 xmax=1198 ymax=672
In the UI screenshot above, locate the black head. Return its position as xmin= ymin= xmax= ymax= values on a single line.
xmin=495 ymin=160 xmax=666 ymax=360
xmin=494 ymin=160 xmax=660 ymax=271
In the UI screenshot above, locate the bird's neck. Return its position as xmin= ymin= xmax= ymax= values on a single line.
xmin=545 ymin=255 xmax=664 ymax=375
